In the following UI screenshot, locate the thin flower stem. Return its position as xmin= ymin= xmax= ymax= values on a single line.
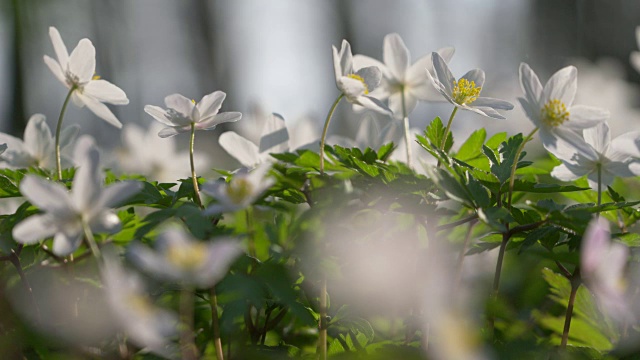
xmin=320 ymin=94 xmax=344 ymax=175
xmin=561 ymin=269 xmax=581 ymax=349
xmin=507 ymin=127 xmax=539 ymax=209
xmin=209 ymin=288 xmax=224 ymax=360
xmin=189 ymin=123 xmax=203 ymax=209
xmin=180 ymin=287 xmax=198 ymax=360
xmin=82 ymin=221 xmax=102 ymax=260
xmin=55 ymin=87 xmax=76 ymax=181
xmin=440 ymin=106 xmax=458 ymax=151
xmin=597 ymin=164 xmax=602 ymax=209
xmin=318 ymin=276 xmax=328 ymax=360
xmin=8 ymin=245 xmax=41 ymax=325
xmin=400 ymin=88 xmax=412 ymax=166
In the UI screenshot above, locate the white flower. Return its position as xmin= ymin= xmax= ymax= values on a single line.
xmin=518 ymin=63 xmax=609 ymax=155
xmin=631 ymin=27 xmax=640 ymax=74
xmin=427 ymin=52 xmax=514 ymax=120
xmin=328 ymin=113 xmax=399 ymax=150
xmin=43 ymin=27 xmax=129 ymax=128
xmin=353 ymin=33 xmax=454 ymax=118
xmin=201 ymin=163 xmax=275 ymax=215
xmin=102 ymin=254 xmax=178 ymax=358
xmin=114 ymin=123 xmax=201 ymax=183
xmin=144 ymin=91 xmax=242 ymax=138
xmin=333 ymin=40 xmax=391 ymax=115
xmin=12 ymin=136 xmax=142 ymax=256
xmin=219 ymin=113 xmax=290 ymax=169
xmin=0 ymin=114 xmax=78 ymax=169
xmin=128 ymin=228 xmax=243 ymax=288
xmin=551 ymin=122 xmax=638 ymax=188
xmin=580 ymin=217 xmax=632 ymax=323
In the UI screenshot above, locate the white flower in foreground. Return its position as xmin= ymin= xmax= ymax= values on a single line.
xmin=427 ymin=52 xmax=514 ymax=120
xmin=44 ymin=27 xmax=129 ymax=128
xmin=0 ymin=114 xmax=78 ymax=169
xmin=144 ymin=91 xmax=242 ymax=138
xmin=353 ymin=33 xmax=455 ymax=118
xmin=631 ymin=27 xmax=640 ymax=74
xmin=12 ymin=136 xmax=142 ymax=256
xmin=102 ymin=254 xmax=178 ymax=358
xmin=581 ymin=217 xmax=632 ymax=323
xmin=551 ymin=123 xmax=638 ymax=188
xmin=518 ymin=63 xmax=609 ymax=154
xmin=219 ymin=113 xmax=290 ymax=168
xmin=333 ymin=40 xmax=391 ymax=115
xmin=128 ymin=228 xmax=243 ymax=288
xmin=201 ymin=163 xmax=275 ymax=215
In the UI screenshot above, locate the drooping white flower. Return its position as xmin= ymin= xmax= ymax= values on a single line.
xmin=43 ymin=27 xmax=129 ymax=128
xmin=427 ymin=52 xmax=514 ymax=120
xmin=144 ymin=91 xmax=242 ymax=138
xmin=518 ymin=63 xmax=609 ymax=155
xmin=114 ymin=122 xmax=202 ymax=183
xmin=102 ymin=254 xmax=178 ymax=358
xmin=201 ymin=163 xmax=275 ymax=215
xmin=332 ymin=40 xmax=391 ymax=115
xmin=12 ymin=136 xmax=142 ymax=256
xmin=0 ymin=114 xmax=78 ymax=170
xmin=580 ymin=217 xmax=632 ymax=323
xmin=353 ymin=33 xmax=454 ymax=118
xmin=219 ymin=113 xmax=290 ymax=169
xmin=551 ymin=122 xmax=638 ymax=188
xmin=128 ymin=228 xmax=243 ymax=288
xmin=630 ymin=27 xmax=640 ymax=74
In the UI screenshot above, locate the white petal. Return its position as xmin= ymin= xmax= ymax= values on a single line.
xmin=383 ymin=33 xmax=410 ymax=81
xmin=158 ymin=127 xmax=184 ymax=138
xmin=198 ymin=240 xmax=244 ymax=287
xmin=583 ymin=122 xmax=610 ymax=154
xmin=59 ymin=124 xmax=80 ymax=150
xmin=472 ymin=97 xmax=514 ymax=110
xmin=52 ymin=227 xmax=83 ymax=256
xmin=196 ymin=91 xmax=225 ymax=120
xmin=581 ymin=217 xmax=611 ymax=276
xmin=164 ymin=94 xmax=195 ymax=118
xmin=144 ymin=105 xmax=174 ymax=126
xmin=389 ymin=92 xmax=417 ymax=119
xmin=541 ymin=66 xmax=577 ymax=106
xmin=464 ymin=105 xmax=505 ymax=120
xmin=566 ymin=105 xmax=608 ymax=130
xmin=338 ymin=76 xmax=367 ymax=101
xmin=68 ymin=39 xmax=96 ymax=84
xmin=12 ymin=214 xmax=58 ymax=244
xmin=196 ymin=112 xmax=242 ymax=130
xmin=71 ymin=136 xmax=103 ymax=212
xmin=631 ymin=52 xmax=640 ymax=74
xmin=83 ymin=80 xmax=129 ymax=105
xmin=219 ymin=131 xmax=260 ymax=168
xmin=356 ymin=95 xmax=393 ymax=115
xmin=611 ymin=131 xmax=640 ymax=157
xmin=542 ymin=127 xmax=598 ymax=161
xmin=355 ymin=66 xmax=382 ymax=92
xmin=127 ymin=243 xmax=175 ymax=280
xmin=517 ymin=98 xmax=541 ymax=127
xmin=259 ymin=113 xmax=289 ymax=153
xmin=352 ymin=55 xmax=386 ymax=74
xmin=587 ymin=169 xmax=615 ymax=189
xmin=76 ymin=93 xmax=123 ymax=128
xmin=89 ymin=211 xmax=122 ymax=234
xmin=20 ymin=175 xmax=73 ymax=213
xmin=604 ymin=160 xmax=636 ymax=178
xmin=98 ymin=181 xmax=143 ymax=209
xmin=48 ymin=27 xmax=69 ymax=69
xmin=550 ymin=163 xmax=585 ymax=182
xmin=460 ymin=69 xmax=485 ymax=88
xmin=339 ymin=40 xmax=353 ymax=76
xmin=332 ymin=45 xmax=342 ymax=83
xmin=23 ymin=114 xmax=52 ymax=161
xmin=431 ymin=52 xmax=455 ymax=96
xmin=519 ymin=63 xmax=543 ymax=107
xmin=43 ymin=55 xmax=68 ymax=86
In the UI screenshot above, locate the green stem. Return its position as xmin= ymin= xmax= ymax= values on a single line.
xmin=561 ymin=270 xmax=581 ymax=349
xmin=190 ymin=123 xmax=203 ymax=209
xmin=597 ymin=163 xmax=602 ymax=209
xmin=507 ymin=127 xmax=539 ymax=209
xmin=180 ymin=287 xmax=198 ymax=360
xmin=55 ymin=87 xmax=76 ymax=181
xmin=440 ymin=106 xmax=458 ymax=151
xmin=400 ymin=87 xmax=412 ymax=166
xmin=319 ymin=94 xmax=344 ymax=175
xmin=82 ymin=221 xmax=101 ymax=260
xmin=209 ymin=288 xmax=224 ymax=360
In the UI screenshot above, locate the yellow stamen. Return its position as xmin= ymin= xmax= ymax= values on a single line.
xmin=227 ymin=178 xmax=253 ymax=204
xmin=166 ymin=242 xmax=208 ymax=269
xmin=540 ymin=99 xmax=570 ymax=127
xmin=92 ymin=75 xmax=101 ymax=80
xmin=191 ymin=99 xmax=196 ymax=104
xmin=347 ymin=74 xmax=369 ymax=94
xmin=451 ymin=78 xmax=481 ymax=105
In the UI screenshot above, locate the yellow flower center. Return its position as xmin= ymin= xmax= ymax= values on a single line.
xmin=227 ymin=178 xmax=254 ymax=204
xmin=127 ymin=294 xmax=156 ymax=316
xmin=191 ymin=99 xmax=196 ymax=104
xmin=92 ymin=74 xmax=101 ymax=80
xmin=540 ymin=99 xmax=570 ymax=127
xmin=451 ymin=79 xmax=481 ymax=105
xmin=347 ymin=74 xmax=369 ymax=94
xmin=166 ymin=242 xmax=208 ymax=269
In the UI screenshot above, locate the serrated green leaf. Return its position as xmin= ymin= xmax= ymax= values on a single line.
xmin=455 ymin=128 xmax=486 ymax=162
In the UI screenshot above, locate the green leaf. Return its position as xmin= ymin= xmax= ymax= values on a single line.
xmin=455 ymin=128 xmax=486 ymax=162
xmin=477 ymin=207 xmax=513 ymax=232
xmin=424 ymin=117 xmax=452 ymax=152
xmin=507 ymin=180 xmax=589 ymax=194
xmin=519 ymin=226 xmax=560 ymax=252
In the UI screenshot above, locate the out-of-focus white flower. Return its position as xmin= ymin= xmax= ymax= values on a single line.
xmin=201 ymin=163 xmax=274 ymax=215
xmin=102 ymin=254 xmax=178 ymax=358
xmin=144 ymin=91 xmax=242 ymax=138
xmin=44 ymin=27 xmax=129 ymax=128
xmin=328 ymin=113 xmax=399 ymax=150
xmin=12 ymin=136 xmax=142 ymax=256
xmin=518 ymin=63 xmax=609 ymax=155
xmin=219 ymin=113 xmax=290 ymax=168
xmin=333 ymin=40 xmax=391 ymax=115
xmin=551 ymin=123 xmax=638 ymax=188
xmin=353 ymin=33 xmax=454 ymax=118
xmin=0 ymin=114 xmax=77 ymax=170
xmin=128 ymin=228 xmax=243 ymax=288
xmin=580 ymin=217 xmax=632 ymax=323
xmin=427 ymin=53 xmax=513 ymax=120
xmin=114 ymin=123 xmax=200 ymax=183
xmin=630 ymin=27 xmax=640 ymax=74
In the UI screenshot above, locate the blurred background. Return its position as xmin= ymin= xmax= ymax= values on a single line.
xmin=1 ymin=0 xmax=640 ymax=173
